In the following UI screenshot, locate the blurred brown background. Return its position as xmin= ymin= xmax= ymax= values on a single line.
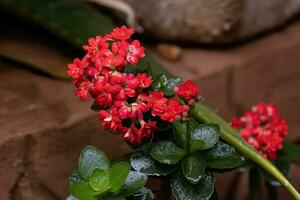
xmin=0 ymin=0 xmax=299 ymax=199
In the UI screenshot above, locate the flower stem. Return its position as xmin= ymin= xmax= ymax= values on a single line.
xmin=192 ymin=101 xmax=300 ymax=200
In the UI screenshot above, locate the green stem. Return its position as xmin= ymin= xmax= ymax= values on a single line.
xmin=192 ymin=101 xmax=300 ymax=200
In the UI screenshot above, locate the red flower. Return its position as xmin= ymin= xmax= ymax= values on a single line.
xmin=67 ymin=58 xmax=89 ymax=79
xmin=83 ymin=36 xmax=109 ymax=60
xmin=67 ymin=26 xmax=199 ymax=144
xmin=123 ymin=125 xmax=141 ymax=144
xmin=175 ymin=80 xmax=199 ymax=100
xmin=126 ymin=40 xmax=145 ymax=65
xmin=109 ymin=25 xmax=134 ymax=40
xmin=136 ymin=73 xmax=153 ymax=88
xmin=139 ymin=121 xmax=157 ymax=137
xmin=231 ymin=102 xmax=288 ymax=159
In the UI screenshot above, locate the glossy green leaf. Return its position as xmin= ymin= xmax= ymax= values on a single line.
xmin=182 ymin=156 xmax=206 ymax=184
xmin=209 ymin=190 xmax=219 ymax=200
xmin=202 ymin=141 xmax=246 ymax=169
xmin=172 ymin=119 xmax=199 ymax=149
xmin=130 ymin=145 xmax=177 ymax=176
xmin=171 ymin=171 xmax=215 ymax=200
xmin=108 ymin=162 xmax=131 ymax=192
xmin=280 ymin=142 xmax=300 ymax=162
xmin=151 ymin=74 xmax=168 ymax=90
xmin=126 ymin=187 xmax=154 ymax=200
xmin=162 ymin=77 xmax=183 ymax=96
xmin=79 ymin=146 xmax=110 ymax=180
xmin=69 ymin=169 xmax=84 ymax=187
xmin=190 ymin=124 xmax=220 ymax=152
xmin=172 ymin=121 xmax=188 ymax=148
xmin=162 ymin=87 xmax=175 ymax=97
xmin=106 ymin=197 xmax=125 ymax=200
xmin=91 ymin=102 xmax=102 ymax=111
xmin=165 ymin=77 xmax=183 ymax=90
xmin=88 ymin=169 xmax=110 ymax=193
xmin=150 ymin=141 xmax=186 ymax=165
xmin=118 ymin=171 xmax=147 ymax=197
xmin=70 ymin=180 xmax=98 ymax=200
xmin=66 ymin=195 xmax=78 ymax=200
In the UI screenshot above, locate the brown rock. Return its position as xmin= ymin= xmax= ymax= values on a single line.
xmin=29 ymin=117 xmax=131 ymax=199
xmin=0 ymin=62 xmax=131 ymax=199
xmin=156 ymin=44 xmax=182 ymax=61
xmin=0 ymin=136 xmax=26 ymax=200
xmin=125 ymin=0 xmax=300 ymax=44
xmin=13 ymin=175 xmax=58 ymax=200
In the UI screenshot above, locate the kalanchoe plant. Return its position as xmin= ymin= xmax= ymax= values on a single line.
xmin=231 ymin=102 xmax=300 ymax=199
xmin=67 ymin=26 xmax=300 ymax=200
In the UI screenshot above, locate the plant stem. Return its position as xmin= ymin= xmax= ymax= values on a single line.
xmin=249 ymin=168 xmax=261 ymax=200
xmin=192 ymin=101 xmax=300 ymax=200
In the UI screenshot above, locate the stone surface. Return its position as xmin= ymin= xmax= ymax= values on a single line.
xmin=154 ymin=21 xmax=300 ymax=140
xmin=125 ymin=0 xmax=300 ymax=44
xmin=0 ymin=62 xmax=131 ymax=199
xmin=1 ymin=18 xmax=300 ymax=200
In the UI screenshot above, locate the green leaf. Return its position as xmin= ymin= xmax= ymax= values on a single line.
xmin=280 ymin=142 xmax=300 ymax=162
xmin=209 ymin=190 xmax=219 ymax=200
xmin=130 ymin=145 xmax=177 ymax=176
xmin=171 ymin=171 xmax=215 ymax=200
xmin=151 ymin=76 xmax=183 ymax=96
xmin=88 ymin=169 xmax=111 ymax=193
xmin=172 ymin=121 xmax=188 ymax=148
xmin=165 ymin=77 xmax=183 ymax=90
xmin=182 ymin=156 xmax=206 ymax=184
xmin=150 ymin=141 xmax=186 ymax=165
xmin=259 ymin=157 xmax=291 ymax=187
xmin=162 ymin=77 xmax=183 ymax=96
xmin=190 ymin=124 xmax=220 ymax=152
xmin=91 ymin=102 xmax=102 ymax=111
xmin=70 ymin=180 xmax=98 ymax=200
xmin=118 ymin=171 xmax=148 ymax=197
xmin=69 ymin=169 xmax=84 ymax=187
xmin=106 ymin=197 xmax=125 ymax=200
xmin=0 ymin=0 xmax=114 ymax=47
xmin=79 ymin=146 xmax=110 ymax=180
xmin=109 ymin=162 xmax=131 ymax=193
xmin=202 ymin=141 xmax=246 ymax=169
xmin=126 ymin=187 xmax=154 ymax=200
xmin=66 ymin=195 xmax=78 ymax=200
xmin=151 ymin=74 xmax=168 ymax=90
xmin=172 ymin=119 xmax=199 ymax=149
xmin=162 ymin=87 xmax=175 ymax=97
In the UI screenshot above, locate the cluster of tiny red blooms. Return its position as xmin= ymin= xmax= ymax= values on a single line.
xmin=231 ymin=102 xmax=288 ymax=160
xmin=67 ymin=26 xmax=200 ymax=144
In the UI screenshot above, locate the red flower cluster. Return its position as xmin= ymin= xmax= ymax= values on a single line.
xmin=231 ymin=102 xmax=288 ymax=159
xmin=67 ymin=26 xmax=200 ymax=144
xmin=174 ymin=80 xmax=200 ymax=105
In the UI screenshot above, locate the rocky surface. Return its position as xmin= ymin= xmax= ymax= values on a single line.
xmin=153 ymin=21 xmax=300 ymax=143
xmin=1 ymin=20 xmax=300 ymax=200
xmin=0 ymin=63 xmax=131 ymax=199
xmin=124 ymin=0 xmax=300 ymax=44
